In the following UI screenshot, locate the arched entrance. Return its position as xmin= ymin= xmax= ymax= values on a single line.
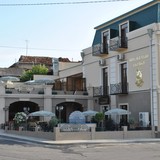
xmin=56 ymin=102 xmax=83 ymax=123
xmin=9 ymin=101 xmax=39 ymax=121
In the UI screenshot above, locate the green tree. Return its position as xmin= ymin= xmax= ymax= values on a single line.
xmin=49 ymin=117 xmax=58 ymax=128
xmin=94 ymin=112 xmax=105 ymax=129
xmin=31 ymin=64 xmax=48 ymax=75
xmin=20 ymin=64 xmax=48 ymax=81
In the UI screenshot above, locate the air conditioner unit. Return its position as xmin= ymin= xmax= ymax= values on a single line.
xmin=139 ymin=112 xmax=149 ymax=127
xmin=99 ymin=59 xmax=106 ymax=66
xmin=117 ymin=54 xmax=125 ymax=61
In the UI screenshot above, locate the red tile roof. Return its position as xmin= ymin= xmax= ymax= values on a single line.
xmin=19 ymin=55 xmax=71 ymax=65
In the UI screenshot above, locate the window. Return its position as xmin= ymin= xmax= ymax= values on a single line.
xmin=102 ymin=67 xmax=109 ymax=95
xmin=102 ymin=30 xmax=110 ymax=53
xmin=120 ymin=104 xmax=129 ymax=126
xmin=119 ymin=22 xmax=129 ymax=48
xmin=120 ymin=62 xmax=128 ymax=93
xmin=101 ymin=105 xmax=109 ymax=112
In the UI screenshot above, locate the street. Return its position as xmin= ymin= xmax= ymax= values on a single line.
xmin=0 ymin=136 xmax=160 ymax=160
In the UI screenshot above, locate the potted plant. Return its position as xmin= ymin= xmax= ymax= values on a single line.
xmin=94 ymin=112 xmax=105 ymax=131
xmin=13 ymin=112 xmax=27 ymax=130
xmin=52 ymin=91 xmax=57 ymax=95
xmin=5 ymin=90 xmax=12 ymax=94
xmin=38 ymin=90 xmax=44 ymax=94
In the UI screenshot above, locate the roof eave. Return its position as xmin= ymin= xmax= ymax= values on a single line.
xmin=94 ymin=0 xmax=159 ymax=30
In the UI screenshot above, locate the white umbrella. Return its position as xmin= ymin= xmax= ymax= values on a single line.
xmin=28 ymin=110 xmax=55 ymax=117
xmin=82 ymin=110 xmax=98 ymax=116
xmin=25 ymin=78 xmax=54 ymax=85
xmin=0 ymin=76 xmax=20 ymax=82
xmin=105 ymin=108 xmax=131 ymax=125
xmin=105 ymin=108 xmax=131 ymax=116
xmin=69 ymin=111 xmax=85 ymax=124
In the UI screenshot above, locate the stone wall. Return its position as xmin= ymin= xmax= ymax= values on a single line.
xmin=5 ymin=126 xmax=155 ymax=141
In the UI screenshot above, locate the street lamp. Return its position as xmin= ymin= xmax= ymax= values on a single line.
xmin=56 ymin=106 xmax=64 ymax=126
xmin=23 ymin=107 xmax=30 ymax=114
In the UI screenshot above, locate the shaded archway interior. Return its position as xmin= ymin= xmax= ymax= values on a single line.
xmin=9 ymin=101 xmax=39 ymax=121
xmin=8 ymin=101 xmax=84 ymax=124
xmin=56 ymin=102 xmax=83 ymax=123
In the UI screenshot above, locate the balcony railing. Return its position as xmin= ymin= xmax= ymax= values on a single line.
xmin=110 ymin=82 xmax=128 ymax=95
xmin=92 ymin=43 xmax=109 ymax=56
xmin=109 ymin=36 xmax=128 ymax=51
xmin=5 ymin=86 xmax=88 ymax=96
xmin=93 ymin=86 xmax=109 ymax=97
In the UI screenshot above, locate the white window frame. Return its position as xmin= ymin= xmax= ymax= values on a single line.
xmin=100 ymin=105 xmax=110 ymax=112
xmin=118 ymin=103 xmax=130 ymax=119
xmin=101 ymin=29 xmax=110 ymax=45
xmin=119 ymin=21 xmax=129 ymax=36
xmin=117 ymin=61 xmax=128 ymax=83
xmin=100 ymin=66 xmax=109 ymax=89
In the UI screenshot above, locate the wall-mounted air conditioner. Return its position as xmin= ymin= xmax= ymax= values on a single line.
xmin=99 ymin=59 xmax=106 ymax=66
xmin=139 ymin=112 xmax=149 ymax=127
xmin=117 ymin=54 xmax=125 ymax=61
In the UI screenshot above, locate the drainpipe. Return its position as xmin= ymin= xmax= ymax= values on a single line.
xmin=147 ymin=28 xmax=154 ymax=131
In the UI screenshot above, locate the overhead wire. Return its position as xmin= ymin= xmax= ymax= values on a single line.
xmin=0 ymin=0 xmax=129 ymax=6
xmin=0 ymin=45 xmax=80 ymax=52
xmin=0 ymin=0 xmax=130 ymax=52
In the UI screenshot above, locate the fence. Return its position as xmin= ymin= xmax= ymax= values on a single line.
xmin=5 ymin=125 xmax=155 ymax=141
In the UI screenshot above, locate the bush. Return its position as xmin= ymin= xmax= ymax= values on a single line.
xmin=13 ymin=112 xmax=27 ymax=127
xmin=48 ymin=117 xmax=58 ymax=131
xmin=105 ymin=118 xmax=116 ymax=131
xmin=94 ymin=112 xmax=105 ymax=128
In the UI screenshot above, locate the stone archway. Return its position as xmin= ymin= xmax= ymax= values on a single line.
xmin=9 ymin=101 xmax=39 ymax=122
xmin=56 ymin=102 xmax=83 ymax=123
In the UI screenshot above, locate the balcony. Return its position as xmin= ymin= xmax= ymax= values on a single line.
xmin=93 ymin=86 xmax=109 ymax=97
xmin=92 ymin=43 xmax=108 ymax=56
xmin=5 ymin=85 xmax=44 ymax=94
xmin=110 ymin=82 xmax=128 ymax=95
xmin=109 ymin=36 xmax=128 ymax=51
xmin=4 ymin=84 xmax=88 ymax=96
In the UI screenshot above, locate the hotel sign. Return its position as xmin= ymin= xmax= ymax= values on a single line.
xmin=129 ymin=54 xmax=149 ymax=67
xmin=129 ymin=54 xmax=149 ymax=88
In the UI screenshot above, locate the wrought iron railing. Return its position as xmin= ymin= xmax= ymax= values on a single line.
xmin=93 ymin=86 xmax=109 ymax=97
xmin=110 ymin=82 xmax=128 ymax=95
xmin=60 ymin=124 xmax=90 ymax=132
xmin=92 ymin=43 xmax=109 ymax=56
xmin=109 ymin=36 xmax=128 ymax=51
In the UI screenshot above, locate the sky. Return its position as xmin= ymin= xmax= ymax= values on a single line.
xmin=0 ymin=0 xmax=153 ymax=67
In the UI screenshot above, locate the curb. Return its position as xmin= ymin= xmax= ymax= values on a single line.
xmin=1 ymin=132 xmax=160 ymax=145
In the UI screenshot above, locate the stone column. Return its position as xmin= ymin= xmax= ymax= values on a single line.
xmin=90 ymin=126 xmax=96 ymax=140
xmin=44 ymin=85 xmax=52 ymax=121
xmin=53 ymin=127 xmax=60 ymax=141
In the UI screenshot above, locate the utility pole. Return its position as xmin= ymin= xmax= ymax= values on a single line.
xmin=25 ymin=40 xmax=29 ymax=56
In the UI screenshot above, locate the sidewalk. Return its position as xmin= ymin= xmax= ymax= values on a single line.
xmin=1 ymin=129 xmax=160 ymax=145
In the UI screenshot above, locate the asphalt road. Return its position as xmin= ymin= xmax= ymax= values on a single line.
xmin=0 ymin=136 xmax=160 ymax=160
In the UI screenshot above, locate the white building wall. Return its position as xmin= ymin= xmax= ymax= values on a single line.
xmin=0 ymin=84 xmax=6 ymax=124
xmin=59 ymin=64 xmax=82 ymax=78
xmin=109 ymin=57 xmax=117 ymax=84
xmin=82 ymin=23 xmax=160 ymax=130
xmin=82 ymin=48 xmax=102 ymax=88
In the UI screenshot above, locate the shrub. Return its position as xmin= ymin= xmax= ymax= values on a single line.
xmin=13 ymin=112 xmax=27 ymax=126
xmin=48 ymin=117 xmax=58 ymax=131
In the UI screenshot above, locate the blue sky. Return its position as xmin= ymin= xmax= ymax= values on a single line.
xmin=0 ymin=0 xmax=152 ymax=67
